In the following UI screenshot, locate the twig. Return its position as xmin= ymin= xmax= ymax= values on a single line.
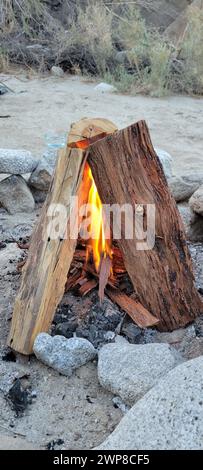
xmin=0 ymin=81 xmax=14 ymax=93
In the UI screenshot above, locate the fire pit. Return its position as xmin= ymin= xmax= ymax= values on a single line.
xmin=7 ymin=118 xmax=203 ymax=355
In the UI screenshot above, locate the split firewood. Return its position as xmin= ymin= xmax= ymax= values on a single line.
xmin=106 ymin=287 xmax=159 ymax=328
xmin=8 ymin=118 xmax=117 ymax=355
xmin=78 ymin=279 xmax=98 ymax=296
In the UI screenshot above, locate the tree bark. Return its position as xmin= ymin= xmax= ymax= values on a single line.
xmin=87 ymin=120 xmax=203 ymax=331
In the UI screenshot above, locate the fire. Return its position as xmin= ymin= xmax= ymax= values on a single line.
xmin=68 ymin=132 xmax=112 ymax=272
xmin=85 ymin=164 xmax=112 ymax=271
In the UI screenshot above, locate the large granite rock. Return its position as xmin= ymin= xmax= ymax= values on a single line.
xmin=0 ymin=149 xmax=38 ymax=174
xmin=168 ymin=176 xmax=199 ymax=202
xmin=97 ymin=356 xmax=203 ymax=450
xmin=98 ymin=342 xmax=181 ymax=405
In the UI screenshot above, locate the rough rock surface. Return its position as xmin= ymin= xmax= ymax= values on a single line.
xmin=189 ymin=185 xmax=203 ymax=216
xmin=0 ymin=149 xmax=38 ymax=174
xmin=0 ymin=175 xmax=35 ymax=214
xmin=94 ymin=82 xmax=117 ymax=93
xmin=168 ymin=176 xmax=199 ymax=202
xmin=51 ymin=66 xmax=64 ymax=77
xmin=183 ymin=173 xmax=203 ymax=187
xmin=155 ymin=147 xmax=173 ymax=179
xmin=33 ymin=333 xmax=97 ymax=377
xmin=188 ymin=213 xmax=203 ymax=242
xmin=97 ymin=357 xmax=203 ymax=450
xmin=98 ymin=342 xmax=181 ymax=405
xmin=29 ymin=153 xmax=56 ymax=191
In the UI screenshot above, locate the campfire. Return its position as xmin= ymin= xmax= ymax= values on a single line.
xmin=7 ymin=118 xmax=203 ymax=355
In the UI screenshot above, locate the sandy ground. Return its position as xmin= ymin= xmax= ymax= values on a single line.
xmin=0 ymin=72 xmax=203 ymax=174
xmin=0 ymin=72 xmax=203 ymax=450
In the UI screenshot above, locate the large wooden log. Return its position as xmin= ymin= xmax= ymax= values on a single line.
xmin=87 ymin=120 xmax=203 ymax=331
xmin=8 ymin=118 xmax=117 ymax=354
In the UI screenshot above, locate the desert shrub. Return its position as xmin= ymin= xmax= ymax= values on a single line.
xmin=175 ymin=5 xmax=203 ymax=94
xmin=0 ymin=0 xmax=202 ymax=96
xmin=54 ymin=1 xmax=114 ymax=75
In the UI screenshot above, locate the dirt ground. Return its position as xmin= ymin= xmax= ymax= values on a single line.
xmin=0 ymin=72 xmax=203 ymax=174
xmin=0 ymin=72 xmax=203 ymax=450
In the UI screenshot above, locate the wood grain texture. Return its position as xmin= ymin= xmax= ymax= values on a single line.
xmin=7 ymin=118 xmax=117 ymax=354
xmin=88 ymin=120 xmax=203 ymax=331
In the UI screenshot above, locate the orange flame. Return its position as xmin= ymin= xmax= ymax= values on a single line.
xmin=85 ymin=165 xmax=112 ymax=271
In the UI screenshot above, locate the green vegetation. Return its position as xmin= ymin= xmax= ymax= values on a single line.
xmin=0 ymin=0 xmax=202 ymax=96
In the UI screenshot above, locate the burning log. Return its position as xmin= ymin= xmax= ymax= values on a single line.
xmin=87 ymin=120 xmax=203 ymax=331
xmin=7 ymin=118 xmax=117 ymax=355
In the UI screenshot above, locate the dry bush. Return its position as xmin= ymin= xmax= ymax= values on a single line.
xmin=176 ymin=5 xmax=203 ymax=94
xmin=54 ymin=1 xmax=114 ymax=75
xmin=0 ymin=1 xmax=202 ymax=96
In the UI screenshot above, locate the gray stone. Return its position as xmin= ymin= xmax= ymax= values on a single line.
xmin=97 ymin=356 xmax=203 ymax=450
xmin=112 ymin=396 xmax=130 ymax=414
xmin=29 ymin=153 xmax=56 ymax=191
xmin=189 ymin=185 xmax=203 ymax=216
xmin=0 ymin=149 xmax=38 ymax=174
xmin=33 ymin=333 xmax=97 ymax=377
xmin=153 ymin=325 xmax=196 ymax=347
xmin=98 ymin=342 xmax=181 ymax=405
xmin=178 ymin=204 xmax=193 ymax=228
xmin=168 ymin=176 xmax=198 ymax=202
xmin=115 ymin=50 xmax=130 ymax=66
xmin=154 ymin=148 xmax=173 ymax=179
xmin=30 ymin=187 xmax=48 ymax=203
xmin=0 ymin=175 xmax=35 ymax=214
xmin=94 ymin=82 xmax=117 ymax=93
xmin=180 ymin=337 xmax=203 ymax=360
xmin=182 ymin=173 xmax=203 ymax=187
xmin=188 ymin=213 xmax=203 ymax=242
xmin=51 ymin=66 xmax=64 ymax=77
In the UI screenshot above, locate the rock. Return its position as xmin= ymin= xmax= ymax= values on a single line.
xmin=94 ymin=82 xmax=117 ymax=93
xmin=187 ymin=213 xmax=203 ymax=242
xmin=0 ymin=85 xmax=8 ymax=96
xmin=154 ymin=148 xmax=173 ymax=179
xmin=97 ymin=356 xmax=203 ymax=450
xmin=153 ymin=325 xmax=196 ymax=347
xmin=51 ymin=65 xmax=64 ymax=77
xmin=0 ymin=436 xmax=38 ymax=450
xmin=180 ymin=337 xmax=203 ymax=360
xmin=29 ymin=154 xmax=56 ymax=191
xmin=189 ymin=185 xmax=203 ymax=216
xmin=182 ymin=173 xmax=203 ymax=187
xmin=30 ymin=187 xmax=48 ymax=203
xmin=112 ymin=396 xmax=130 ymax=414
xmin=0 ymin=149 xmax=38 ymax=174
xmin=178 ymin=204 xmax=193 ymax=228
xmin=168 ymin=176 xmax=198 ymax=202
xmin=33 ymin=333 xmax=97 ymax=376
xmin=54 ymin=320 xmax=78 ymax=339
xmin=115 ymin=50 xmax=130 ymax=66
xmin=0 ymin=244 xmax=22 ymax=275
xmin=98 ymin=342 xmax=181 ymax=405
xmin=0 ymin=175 xmax=35 ymax=214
